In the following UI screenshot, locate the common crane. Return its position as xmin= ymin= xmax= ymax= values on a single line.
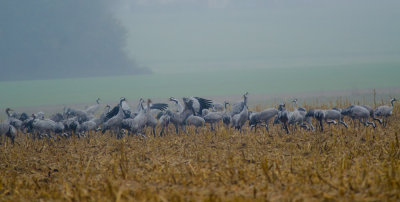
xmin=249 ymin=108 xmax=279 ymax=132
xmin=102 ymin=98 xmax=126 ymax=135
xmin=306 ymin=109 xmax=348 ymax=131
xmin=341 ymin=105 xmax=376 ymax=128
xmin=374 ymin=98 xmax=397 ymax=126
xmin=223 ymin=92 xmax=248 ymax=127
xmin=232 ymin=101 xmax=249 ymax=132
xmin=186 ymin=115 xmax=205 ymax=134
xmin=203 ymin=101 xmax=229 ymax=131
xmin=5 ymin=108 xmax=23 ymax=130
xmin=0 ymin=122 xmax=16 ymax=144
xmin=84 ymin=98 xmax=101 ymax=115
xmin=164 ymin=97 xmax=197 ymax=134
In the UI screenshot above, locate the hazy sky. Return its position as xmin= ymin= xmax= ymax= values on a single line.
xmin=1 ymin=0 xmax=400 ymax=81
xmin=116 ymin=0 xmax=400 ymax=73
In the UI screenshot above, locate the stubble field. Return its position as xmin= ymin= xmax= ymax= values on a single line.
xmin=0 ymin=102 xmax=400 ymax=201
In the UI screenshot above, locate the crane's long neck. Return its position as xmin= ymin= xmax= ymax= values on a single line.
xmin=146 ymin=101 xmax=151 ymax=115
xmin=223 ymin=102 xmax=228 ymax=113
xmin=174 ymin=99 xmax=183 ymax=113
xmin=181 ymin=103 xmax=194 ymax=121
xmin=391 ymin=99 xmax=395 ymax=107
xmin=117 ymin=104 xmax=124 ymax=118
xmin=5 ymin=109 xmax=11 ymax=118
xmin=96 ymin=98 xmax=100 ymax=104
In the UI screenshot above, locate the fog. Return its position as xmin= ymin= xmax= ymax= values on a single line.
xmin=1 ymin=0 xmax=400 ymax=80
xmin=117 ymin=0 xmax=400 ymax=73
xmin=0 ymin=0 xmax=150 ymax=81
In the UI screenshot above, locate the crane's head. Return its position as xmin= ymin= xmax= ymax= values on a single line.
xmin=278 ymin=103 xmax=285 ymax=111
xmin=183 ymin=97 xmax=195 ymax=110
xmin=5 ymin=108 xmax=12 ymax=113
xmin=340 ymin=106 xmax=353 ymax=116
xmin=224 ymin=101 xmax=230 ymax=108
xmin=292 ymin=98 xmax=298 ymax=103
xmin=169 ymin=97 xmax=178 ymax=103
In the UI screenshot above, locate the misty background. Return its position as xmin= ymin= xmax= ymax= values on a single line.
xmin=1 ymin=0 xmax=400 ymax=109
xmin=117 ymin=0 xmax=400 ymax=73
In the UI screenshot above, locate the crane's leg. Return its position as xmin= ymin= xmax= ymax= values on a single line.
xmin=306 ymin=118 xmax=314 ymax=131
xmin=284 ymin=122 xmax=289 ymax=134
xmin=174 ymin=123 xmax=179 ymax=134
xmin=159 ymin=125 xmax=165 ymax=137
xmin=339 ymin=119 xmax=348 ymax=128
xmin=319 ymin=120 xmax=324 ymax=132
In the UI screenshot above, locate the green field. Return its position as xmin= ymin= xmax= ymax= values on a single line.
xmin=1 ymin=63 xmax=400 ymax=109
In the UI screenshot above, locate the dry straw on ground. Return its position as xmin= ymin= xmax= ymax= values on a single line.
xmin=0 ymin=103 xmax=399 ymax=201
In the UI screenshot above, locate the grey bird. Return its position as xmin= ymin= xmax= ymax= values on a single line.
xmin=287 ymin=99 xmax=311 ymax=132
xmin=0 ymin=122 xmax=16 ymax=144
xmin=189 ymin=97 xmax=213 ymax=116
xmin=134 ymin=98 xmax=168 ymax=114
xmin=169 ymin=97 xmax=184 ymax=113
xmin=211 ymin=101 xmax=224 ymax=112
xmin=341 ymin=105 xmax=376 ymax=128
xmin=158 ymin=113 xmax=171 ymax=136
xmin=28 ymin=114 xmax=61 ymax=139
xmin=102 ymin=98 xmax=126 ymax=135
xmin=359 ymin=105 xmax=382 ymax=124
xmin=229 ymin=92 xmax=249 ymax=117
xmin=274 ymin=103 xmax=309 ymax=134
xmin=78 ymin=120 xmax=98 ymax=133
xmin=99 ymin=105 xmax=111 ymax=124
xmin=185 ymin=115 xmax=205 ymax=134
xmin=203 ymin=101 xmax=229 ymax=131
xmin=374 ymin=98 xmax=397 ymax=126
xmin=249 ymin=108 xmax=279 ymax=132
xmin=129 ymin=99 xmax=154 ymax=137
xmin=104 ymin=97 xmax=132 ymax=122
xmin=65 ymin=107 xmax=91 ymax=123
xmin=5 ymin=108 xmax=23 ymax=130
xmin=223 ymin=92 xmax=248 ymax=127
xmin=232 ymin=101 xmax=249 ymax=132
xmin=307 ymin=109 xmax=348 ymax=131
xmin=165 ymin=97 xmax=197 ymax=134
xmin=84 ymin=98 xmax=101 ymax=115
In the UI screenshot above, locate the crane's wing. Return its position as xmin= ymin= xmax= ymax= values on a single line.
xmin=230 ymin=102 xmax=244 ymax=116
xmin=193 ymin=97 xmax=213 ymax=115
xmin=105 ymin=105 xmax=119 ymax=121
xmin=298 ymin=107 xmax=306 ymax=112
xmin=150 ymin=103 xmax=169 ymax=111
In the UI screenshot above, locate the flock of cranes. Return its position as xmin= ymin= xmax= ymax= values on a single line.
xmin=0 ymin=92 xmax=397 ymax=144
